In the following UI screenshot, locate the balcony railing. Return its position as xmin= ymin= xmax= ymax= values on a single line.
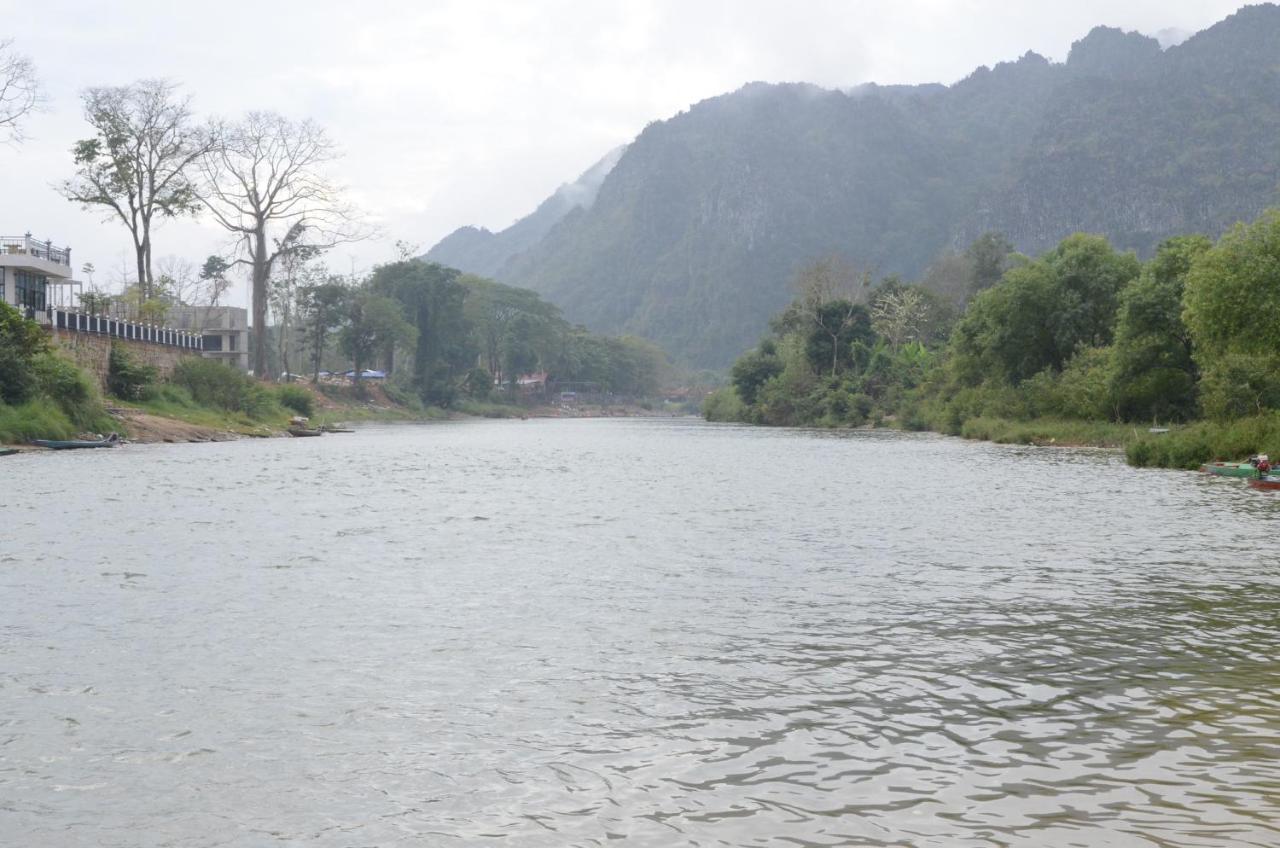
xmin=1 ymin=234 xmax=71 ymax=267
xmin=47 ymin=307 xmax=202 ymax=351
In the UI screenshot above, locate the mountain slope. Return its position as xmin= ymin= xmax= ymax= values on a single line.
xmin=430 ymin=4 xmax=1280 ymax=367
xmin=424 ymin=146 xmax=626 ymax=278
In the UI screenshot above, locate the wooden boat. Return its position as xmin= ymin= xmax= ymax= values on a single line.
xmin=1247 ymin=475 xmax=1280 ymax=491
xmin=0 ymin=448 xmax=18 ymax=457
xmin=287 ymin=427 xmax=324 ymax=437
xmin=31 ymin=433 xmax=120 ymax=450
xmin=1200 ymin=461 xmax=1261 ymax=478
xmin=319 ymin=425 xmax=354 ymax=434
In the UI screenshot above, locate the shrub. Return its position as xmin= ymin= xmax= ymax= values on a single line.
xmin=849 ymin=392 xmax=874 ymax=421
xmin=241 ymin=383 xmax=278 ymax=419
xmin=275 ymin=384 xmax=315 ymax=417
xmin=1124 ymin=413 xmax=1280 ymax=469
xmin=462 ymin=367 xmax=493 ymax=400
xmin=0 ymin=302 xmax=49 ymax=405
xmin=171 ymin=358 xmax=279 ymax=418
xmin=1198 ymin=354 xmax=1280 ymax=421
xmin=382 ymin=380 xmax=426 ymax=411
xmin=32 ymin=353 xmax=106 ymax=428
xmin=33 ymin=353 xmax=91 ymax=408
xmin=171 ymin=358 xmax=249 ymax=410
xmin=107 ymin=343 xmax=158 ymax=400
xmin=702 ymin=386 xmax=745 ymax=422
xmin=0 ymin=398 xmax=77 ymax=442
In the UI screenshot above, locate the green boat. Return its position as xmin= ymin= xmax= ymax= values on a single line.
xmin=31 ymin=433 xmax=121 ymax=450
xmin=1200 ymin=461 xmax=1261 ymax=478
xmin=0 ymin=448 xmax=18 ymax=457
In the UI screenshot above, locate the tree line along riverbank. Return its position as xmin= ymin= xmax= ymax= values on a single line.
xmin=704 ymin=208 xmax=1280 ymax=470
xmin=0 ymin=314 xmax=412 ymax=446
xmin=0 ymin=261 xmax=688 ymax=447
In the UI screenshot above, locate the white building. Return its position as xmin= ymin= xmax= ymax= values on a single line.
xmin=166 ymin=306 xmax=251 ymax=372
xmin=0 ymin=234 xmax=73 ymax=316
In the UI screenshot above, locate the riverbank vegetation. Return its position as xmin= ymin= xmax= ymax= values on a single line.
xmin=278 ymin=259 xmax=673 ymax=410
xmin=707 ymin=208 xmax=1280 ymax=468
xmin=0 ymin=303 xmax=116 ymax=442
xmin=0 ymin=63 xmax=689 ymax=444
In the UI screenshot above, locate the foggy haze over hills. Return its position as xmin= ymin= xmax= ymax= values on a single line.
xmin=427 ymin=4 xmax=1280 ymax=367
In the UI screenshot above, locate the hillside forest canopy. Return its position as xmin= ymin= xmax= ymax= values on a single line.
xmin=705 ymin=207 xmax=1280 ymax=468
xmin=427 ymin=5 xmax=1280 ymax=369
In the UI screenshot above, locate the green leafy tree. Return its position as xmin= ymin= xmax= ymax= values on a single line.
xmin=199 ymin=255 xmax=233 ymax=309
xmin=1184 ymin=210 xmax=1280 ymax=363
xmin=965 ymin=232 xmax=1017 ymax=295
xmin=106 ymin=343 xmax=157 ymax=400
xmin=462 ymin=367 xmax=493 ymax=400
xmin=1045 ymin=234 xmax=1140 ymax=358
xmin=500 ymin=314 xmax=542 ymax=394
xmin=0 ymin=301 xmax=49 ymax=404
xmin=1183 ymin=211 xmax=1280 ymax=419
xmin=949 ymin=233 xmax=1139 ymax=384
xmin=461 ymin=274 xmax=565 ymax=381
xmin=731 ymin=340 xmax=784 ymax=405
xmin=340 ymin=291 xmax=417 ymax=384
xmin=791 ymin=258 xmax=874 ymax=376
xmin=59 ymin=80 xmax=209 ymax=298
xmin=298 ymin=278 xmax=349 ymax=380
xmin=370 ymin=260 xmax=472 ymax=404
xmin=1110 ymin=235 xmax=1210 ymax=421
xmin=78 ymin=290 xmax=112 ymax=316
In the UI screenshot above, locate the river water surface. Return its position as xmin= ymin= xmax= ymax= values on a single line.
xmin=2 ymin=418 xmax=1279 ymax=847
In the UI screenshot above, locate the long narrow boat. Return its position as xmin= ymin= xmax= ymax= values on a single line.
xmin=319 ymin=425 xmax=354 ymax=434
xmin=1200 ymin=461 xmax=1261 ymax=478
xmin=287 ymin=427 xmax=324 ymax=438
xmin=31 ymin=433 xmax=120 ymax=450
xmin=0 ymin=448 xmax=18 ymax=457
xmin=1247 ymin=475 xmax=1280 ymax=491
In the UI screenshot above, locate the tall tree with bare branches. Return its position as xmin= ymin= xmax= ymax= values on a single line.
xmin=0 ymin=40 xmax=41 ymax=143
xmin=794 ymin=257 xmax=873 ymax=376
xmin=59 ymin=80 xmax=210 ymax=299
xmin=197 ymin=112 xmax=367 ymax=377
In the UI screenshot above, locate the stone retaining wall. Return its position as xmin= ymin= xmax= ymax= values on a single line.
xmin=47 ymin=328 xmax=201 ymax=388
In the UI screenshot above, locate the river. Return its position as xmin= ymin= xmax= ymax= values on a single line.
xmin=2 ymin=418 xmax=1278 ymax=846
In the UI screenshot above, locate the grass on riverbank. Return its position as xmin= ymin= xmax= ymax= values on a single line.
xmin=0 ymin=350 xmax=119 ymax=444
xmin=1126 ymin=412 xmax=1280 ymax=469
xmin=954 ymin=416 xmax=1139 ymax=449
xmin=920 ymin=412 xmax=1280 ymax=469
xmin=119 ymin=385 xmax=281 ymax=435
xmin=0 ymin=397 xmax=119 ymax=443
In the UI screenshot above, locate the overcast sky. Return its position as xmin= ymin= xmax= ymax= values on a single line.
xmin=0 ymin=0 xmax=1250 ymax=308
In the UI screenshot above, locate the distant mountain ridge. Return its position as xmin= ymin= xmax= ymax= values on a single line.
xmin=425 ymin=145 xmax=626 ymax=278
xmin=426 ymin=4 xmax=1280 ymax=367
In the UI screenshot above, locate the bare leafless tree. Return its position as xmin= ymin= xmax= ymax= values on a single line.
xmin=59 ymin=80 xmax=211 ymax=299
xmin=0 ymin=40 xmax=42 ymax=143
xmin=197 ymin=112 xmax=370 ymax=377
xmin=155 ymin=255 xmax=200 ymax=305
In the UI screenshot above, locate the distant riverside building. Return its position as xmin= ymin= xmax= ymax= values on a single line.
xmin=0 ymin=234 xmax=73 ymax=316
xmin=1 ymin=231 xmax=249 ymax=375
xmin=166 ymin=306 xmax=251 ymax=372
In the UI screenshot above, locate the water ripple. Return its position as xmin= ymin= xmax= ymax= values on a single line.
xmin=1 ymin=419 xmax=1278 ymax=846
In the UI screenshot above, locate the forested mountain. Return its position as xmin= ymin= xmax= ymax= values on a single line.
xmin=425 ymin=146 xmax=626 ymax=277
xmin=426 ymin=4 xmax=1280 ymax=367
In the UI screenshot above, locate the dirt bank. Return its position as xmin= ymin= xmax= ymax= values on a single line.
xmin=109 ymin=408 xmax=273 ymax=444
